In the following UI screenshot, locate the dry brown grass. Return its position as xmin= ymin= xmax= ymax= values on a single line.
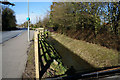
xmin=50 ymin=33 xmax=119 ymax=69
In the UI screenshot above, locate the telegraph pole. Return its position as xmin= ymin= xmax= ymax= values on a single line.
xmin=28 ymin=0 xmax=30 ymax=42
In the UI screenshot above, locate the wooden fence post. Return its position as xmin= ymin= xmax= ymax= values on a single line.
xmin=34 ymin=31 xmax=40 ymax=79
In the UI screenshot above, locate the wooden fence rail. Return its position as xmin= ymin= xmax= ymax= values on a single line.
xmin=34 ymin=31 xmax=40 ymax=79
xmin=34 ymin=28 xmax=44 ymax=79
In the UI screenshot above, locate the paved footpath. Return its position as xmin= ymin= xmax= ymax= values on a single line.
xmin=2 ymin=30 xmax=34 ymax=78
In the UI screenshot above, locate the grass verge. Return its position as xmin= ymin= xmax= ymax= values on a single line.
xmin=49 ymin=32 xmax=119 ymax=72
xmin=22 ymin=40 xmax=35 ymax=79
xmin=40 ymin=39 xmax=67 ymax=78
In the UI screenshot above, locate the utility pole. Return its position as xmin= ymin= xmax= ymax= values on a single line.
xmin=28 ymin=0 xmax=30 ymax=42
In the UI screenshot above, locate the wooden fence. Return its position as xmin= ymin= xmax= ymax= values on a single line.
xmin=34 ymin=28 xmax=44 ymax=79
xmin=34 ymin=28 xmax=61 ymax=79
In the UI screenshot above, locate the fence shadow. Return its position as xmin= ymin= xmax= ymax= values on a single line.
xmin=48 ymin=37 xmax=96 ymax=74
xmin=37 ymin=34 xmax=120 ymax=79
xmin=47 ymin=37 xmax=120 ymax=79
xmin=38 ymin=37 xmax=62 ymax=78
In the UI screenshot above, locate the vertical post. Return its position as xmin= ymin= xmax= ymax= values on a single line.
xmin=0 ymin=3 xmax=2 ymax=80
xmin=0 ymin=3 xmax=2 ymax=15
xmin=34 ymin=31 xmax=39 ymax=79
xmin=28 ymin=0 xmax=30 ymax=42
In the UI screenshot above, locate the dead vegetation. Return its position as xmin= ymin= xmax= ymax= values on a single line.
xmin=50 ymin=33 xmax=119 ymax=70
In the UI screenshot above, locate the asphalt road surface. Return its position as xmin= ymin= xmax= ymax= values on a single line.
xmin=2 ymin=30 xmax=34 ymax=78
xmin=1 ymin=29 xmax=26 ymax=44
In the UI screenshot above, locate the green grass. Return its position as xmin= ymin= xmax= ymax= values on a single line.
xmin=50 ymin=61 xmax=67 ymax=75
xmin=39 ymin=37 xmax=67 ymax=77
xmin=27 ymin=45 xmax=34 ymax=65
xmin=22 ymin=42 xmax=35 ymax=78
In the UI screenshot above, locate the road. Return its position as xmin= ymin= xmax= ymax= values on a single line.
xmin=2 ymin=30 xmax=34 ymax=78
xmin=1 ymin=29 xmax=27 ymax=44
